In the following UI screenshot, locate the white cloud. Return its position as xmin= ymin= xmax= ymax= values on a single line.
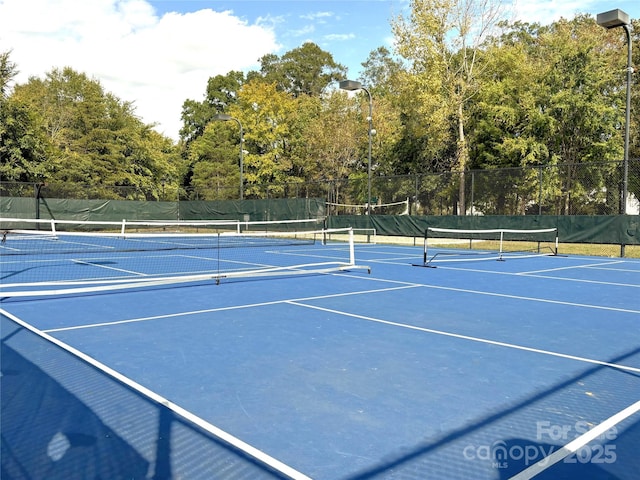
xmin=509 ymin=0 xmax=596 ymax=24
xmin=290 ymin=24 xmax=317 ymax=37
xmin=0 ymin=0 xmax=280 ymax=140
xmin=300 ymin=11 xmax=334 ymax=22
xmin=324 ymin=33 xmax=356 ymax=42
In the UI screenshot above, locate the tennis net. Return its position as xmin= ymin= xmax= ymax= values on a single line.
xmin=414 ymin=226 xmax=559 ymax=267
xmin=326 ymin=198 xmax=409 ymax=215
xmin=0 ymin=218 xmax=368 ymax=298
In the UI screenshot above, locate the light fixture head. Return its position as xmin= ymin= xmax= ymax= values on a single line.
xmin=596 ymin=9 xmax=630 ymax=29
xmin=339 ymin=80 xmax=363 ymax=91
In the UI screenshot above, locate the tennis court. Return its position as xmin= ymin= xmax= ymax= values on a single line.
xmin=1 ymin=222 xmax=639 ymax=479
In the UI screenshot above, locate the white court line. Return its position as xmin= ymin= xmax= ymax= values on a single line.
xmin=583 ymin=265 xmax=640 ymax=273
xmin=41 ymin=269 xmax=639 ymax=334
xmin=360 ymin=254 xmax=640 ymax=285
xmin=433 ymin=265 xmax=640 ymax=289
xmin=517 ymin=260 xmax=626 ymax=275
xmin=285 ymin=301 xmax=640 ymax=374
xmin=515 ymin=273 xmax=638 ymax=289
xmin=0 ymin=308 xmax=312 ymax=480
xmin=72 ymin=259 xmax=148 ymax=276
xmin=509 ymin=400 xmax=640 ymax=480
xmin=41 ymin=284 xmax=422 ymax=333
xmin=361 ymin=255 xmax=422 ymax=263
xmin=418 ymin=283 xmax=640 ymax=314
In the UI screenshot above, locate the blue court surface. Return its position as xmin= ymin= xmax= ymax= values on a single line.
xmin=2 ymin=240 xmax=639 ymax=479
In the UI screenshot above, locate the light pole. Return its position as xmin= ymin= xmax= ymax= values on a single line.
xmin=597 ymin=9 xmax=632 ymax=215
xmin=213 ymin=113 xmax=244 ymax=200
xmin=340 ymin=80 xmax=373 ymax=215
xmin=597 ymin=8 xmax=633 ymax=257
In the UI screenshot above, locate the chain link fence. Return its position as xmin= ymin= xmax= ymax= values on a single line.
xmin=2 ymin=160 xmax=639 ymax=216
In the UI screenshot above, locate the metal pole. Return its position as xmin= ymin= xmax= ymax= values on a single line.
xmin=622 ymin=24 xmax=631 ymax=216
xmin=366 ymin=88 xmax=372 ymax=215
xmin=618 ymin=25 xmax=632 ymax=256
xmin=339 ymin=80 xmax=373 ymax=215
xmin=237 ymin=120 xmax=244 ymax=201
xmin=597 ymin=10 xmax=632 ymax=257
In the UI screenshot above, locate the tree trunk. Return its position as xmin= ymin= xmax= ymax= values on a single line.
xmin=457 ymin=102 xmax=468 ymax=215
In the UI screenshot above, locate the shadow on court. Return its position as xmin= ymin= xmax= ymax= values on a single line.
xmin=0 ymin=316 xmax=295 ymax=480
xmin=344 ymin=346 xmax=640 ymax=480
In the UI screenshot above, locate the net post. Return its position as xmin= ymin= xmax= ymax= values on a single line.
xmin=323 ymin=217 xmax=327 ymax=245
xmin=216 ymin=232 xmax=221 ymax=282
xmin=121 ymin=219 xmax=126 ymax=236
xmin=349 ymin=228 xmax=355 ymax=265
xmin=423 ymin=227 xmax=429 ymax=265
xmin=50 ymin=219 xmax=56 ymax=235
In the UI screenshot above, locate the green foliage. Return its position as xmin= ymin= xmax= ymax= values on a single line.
xmin=3 ymin=9 xmax=639 ymax=210
xmin=253 ymin=42 xmax=346 ymax=97
xmin=0 ymin=96 xmax=51 ymax=182
xmin=187 ymin=122 xmax=240 ymax=200
xmin=2 ymin=63 xmax=178 ymax=199
xmin=180 ymin=71 xmax=244 ymax=145
xmin=0 ymin=50 xmax=18 ymax=98
xmin=234 ymin=81 xmax=298 ymax=195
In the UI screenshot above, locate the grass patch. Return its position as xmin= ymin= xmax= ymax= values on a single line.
xmin=372 ymin=235 xmax=640 ymax=259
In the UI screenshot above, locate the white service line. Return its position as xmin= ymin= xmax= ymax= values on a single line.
xmin=285 ymin=301 xmax=640 ymax=375
xmin=42 ymin=284 xmax=422 ymax=333
xmin=417 ymin=283 xmax=640 ymax=314
xmin=509 ymin=400 xmax=640 ymax=480
xmin=72 ymin=259 xmax=148 ymax=276
xmin=517 ymin=260 xmax=627 ymax=275
xmin=1 ymin=308 xmax=312 ymax=480
xmin=434 ymin=265 xmax=640 ymax=288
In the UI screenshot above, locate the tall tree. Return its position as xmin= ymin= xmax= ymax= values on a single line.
xmin=1 ymin=50 xmax=51 ymax=184
xmin=0 ymin=97 xmax=51 ymax=183
xmin=393 ymin=0 xmax=505 ymax=214
xmin=536 ymin=16 xmax=630 ymax=214
xmin=252 ymin=42 xmax=346 ymax=97
xmin=180 ymin=70 xmax=244 ymax=145
xmin=0 ymin=50 xmax=18 ymax=99
xmin=466 ymin=16 xmax=627 ymax=214
xmin=296 ymin=91 xmax=361 ymax=202
xmin=231 ymin=80 xmax=299 ymax=196
xmin=187 ymin=122 xmax=240 ymax=200
xmin=11 ymin=67 xmax=177 ymax=198
xmin=359 ymin=46 xmax=405 ymax=94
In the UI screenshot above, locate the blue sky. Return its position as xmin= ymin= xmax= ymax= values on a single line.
xmin=1 ymin=0 xmax=638 ymax=140
xmin=148 ymin=0 xmax=403 ymax=78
